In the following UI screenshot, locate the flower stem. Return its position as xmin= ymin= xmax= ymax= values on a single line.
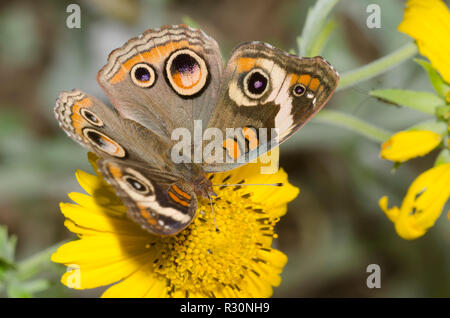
xmin=299 ymin=0 xmax=339 ymax=57
xmin=315 ymin=110 xmax=392 ymax=142
xmin=16 ymin=241 xmax=66 ymax=281
xmin=337 ymin=42 xmax=418 ymax=91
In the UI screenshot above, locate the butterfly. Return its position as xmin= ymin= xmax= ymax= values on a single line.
xmin=55 ymin=24 xmax=339 ymax=236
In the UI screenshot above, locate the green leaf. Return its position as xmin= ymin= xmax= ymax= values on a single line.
xmin=435 ymin=148 xmax=450 ymax=166
xmin=296 ymin=36 xmax=302 ymax=54
xmin=370 ymin=89 xmax=445 ymax=115
xmin=182 ymin=16 xmax=199 ymax=29
xmin=307 ymin=19 xmax=336 ymax=57
xmin=16 ymin=241 xmax=66 ymax=281
xmin=7 ymin=283 xmax=32 ymax=298
xmin=415 ymin=59 xmax=450 ymax=98
xmin=20 ymin=279 xmax=51 ymax=295
xmin=0 ymin=226 xmax=16 ymax=271
xmin=338 ymin=42 xmax=418 ymax=91
xmin=407 ymin=119 xmax=448 ymax=135
xmin=299 ymin=0 xmax=339 ymax=57
xmin=315 ymin=110 xmax=392 ymax=143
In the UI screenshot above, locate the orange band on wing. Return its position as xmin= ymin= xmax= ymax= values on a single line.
xmin=107 ymin=163 xmax=123 ymax=178
xmin=76 ymin=97 xmax=93 ymax=108
xmin=237 ymin=57 xmax=256 ymax=73
xmin=171 ymin=184 xmax=192 ymax=200
xmin=71 ymin=98 xmax=94 ymax=135
xmin=223 ymin=139 xmax=241 ymax=159
xmin=109 ymin=40 xmax=194 ymax=84
xmin=298 ymin=74 xmax=311 ymax=86
xmin=289 ymin=74 xmax=300 ymax=86
xmin=309 ymin=78 xmax=320 ymax=91
xmin=168 ymin=191 xmax=190 ymax=207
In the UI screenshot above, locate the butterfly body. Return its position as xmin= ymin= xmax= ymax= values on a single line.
xmin=55 ymin=24 xmax=339 ymax=236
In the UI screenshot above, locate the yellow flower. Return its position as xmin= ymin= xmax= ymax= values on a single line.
xmin=381 ymin=130 xmax=442 ymax=162
xmin=379 ymin=0 xmax=450 ymax=239
xmin=379 ymin=128 xmax=449 ymax=238
xmin=51 ymin=153 xmax=299 ymax=297
xmin=398 ymin=0 xmax=450 ymax=83
xmin=379 ymin=163 xmax=450 ymax=240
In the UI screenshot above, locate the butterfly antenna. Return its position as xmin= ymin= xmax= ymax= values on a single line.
xmin=208 ymin=195 xmax=220 ymax=233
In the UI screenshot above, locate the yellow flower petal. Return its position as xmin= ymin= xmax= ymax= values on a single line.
xmin=59 ymin=202 xmax=143 ymax=235
xmin=52 ymin=153 xmax=298 ymax=297
xmin=379 ymin=163 xmax=450 ymax=239
xmin=381 ymin=130 xmax=442 ymax=162
xmin=102 ymin=264 xmax=165 ymax=298
xmin=51 ymin=235 xmax=154 ymax=266
xmin=59 ymin=253 xmax=153 ymax=289
xmin=379 ymin=196 xmax=401 ymax=222
xmin=398 ymin=0 xmax=450 ymax=83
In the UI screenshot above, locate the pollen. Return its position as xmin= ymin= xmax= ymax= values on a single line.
xmin=151 ymin=178 xmax=280 ymax=296
xmin=52 ymin=152 xmax=298 ymax=298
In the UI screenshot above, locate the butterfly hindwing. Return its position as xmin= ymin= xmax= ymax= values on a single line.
xmin=98 ymin=160 xmax=197 ymax=235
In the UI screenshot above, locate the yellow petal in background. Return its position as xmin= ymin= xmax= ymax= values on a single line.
xmin=379 ymin=163 xmax=450 ymax=239
xmin=398 ymin=0 xmax=450 ymax=83
xmin=52 ymin=152 xmax=298 ymax=297
xmin=379 ymin=196 xmax=400 ymax=223
xmin=381 ymin=130 xmax=442 ymax=162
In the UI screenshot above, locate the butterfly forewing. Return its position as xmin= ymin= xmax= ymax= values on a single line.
xmin=97 ymin=24 xmax=224 ymax=137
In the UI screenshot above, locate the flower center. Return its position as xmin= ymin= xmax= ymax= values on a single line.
xmin=150 ymin=181 xmax=279 ymax=296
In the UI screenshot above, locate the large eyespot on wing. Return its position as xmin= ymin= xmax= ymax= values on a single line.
xmin=164 ymin=48 xmax=209 ymax=97
xmin=225 ymin=52 xmax=286 ymax=107
xmin=112 ymin=165 xmax=157 ymax=201
xmin=203 ymin=42 xmax=340 ymax=172
xmin=242 ymin=68 xmax=270 ymax=99
xmin=96 ymin=25 xmax=224 ymax=135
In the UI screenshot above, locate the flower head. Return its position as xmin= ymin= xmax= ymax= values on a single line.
xmin=381 ymin=130 xmax=442 ymax=163
xmin=51 ymin=153 xmax=299 ymax=297
xmin=379 ymin=124 xmax=449 ymax=240
xmin=398 ymin=0 xmax=450 ymax=83
xmin=378 ymin=0 xmax=450 ymax=240
xmin=379 ymin=163 xmax=450 ymax=240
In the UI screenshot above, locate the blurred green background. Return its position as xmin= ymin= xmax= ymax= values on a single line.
xmin=0 ymin=0 xmax=449 ymax=297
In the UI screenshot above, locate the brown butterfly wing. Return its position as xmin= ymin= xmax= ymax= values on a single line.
xmin=55 ymin=90 xmax=174 ymax=171
xmin=203 ymin=42 xmax=340 ymax=171
xmin=97 ymin=24 xmax=224 ymax=137
xmin=98 ymin=160 xmax=197 ymax=235
xmin=55 ymin=90 xmax=198 ymax=235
